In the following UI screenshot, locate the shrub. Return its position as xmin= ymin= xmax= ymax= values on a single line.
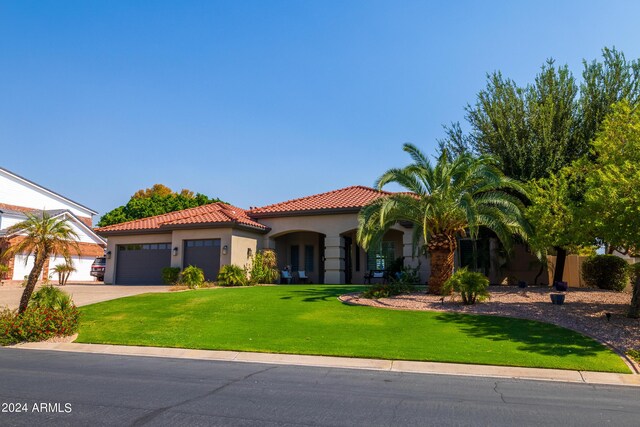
xmin=581 ymin=255 xmax=629 ymax=292
xmin=392 ymin=265 xmax=421 ymax=285
xmin=52 ymin=262 xmax=76 ymax=286
xmin=0 ymin=264 xmax=9 ymax=280
xmin=442 ymin=268 xmax=490 ymax=305
xmin=29 ymin=285 xmax=74 ymax=311
xmin=0 ymin=305 xmax=80 ymax=346
xmin=247 ymin=250 xmax=279 ymax=285
xmin=162 ymin=267 xmax=181 ymax=285
xmin=362 ymin=281 xmax=412 ymax=299
xmin=217 ymin=264 xmax=248 ymax=287
xmin=180 ymin=265 xmax=205 ymax=289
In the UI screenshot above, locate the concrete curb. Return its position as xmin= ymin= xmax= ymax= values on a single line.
xmin=11 ymin=341 xmax=640 ymax=387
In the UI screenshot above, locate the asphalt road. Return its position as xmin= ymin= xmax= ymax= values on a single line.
xmin=0 ymin=349 xmax=639 ymax=426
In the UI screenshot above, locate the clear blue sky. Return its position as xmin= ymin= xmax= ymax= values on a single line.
xmin=1 ymin=1 xmax=639 ymax=221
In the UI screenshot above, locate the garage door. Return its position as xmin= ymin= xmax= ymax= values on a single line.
xmin=115 ymin=243 xmax=171 ymax=285
xmin=183 ymin=239 xmax=221 ymax=281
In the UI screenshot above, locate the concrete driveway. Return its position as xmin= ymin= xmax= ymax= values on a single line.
xmin=0 ymin=283 xmax=169 ymax=310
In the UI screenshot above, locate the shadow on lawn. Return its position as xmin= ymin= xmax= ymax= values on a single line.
xmin=283 ymin=286 xmax=363 ymax=302
xmin=434 ymin=311 xmax=610 ymax=359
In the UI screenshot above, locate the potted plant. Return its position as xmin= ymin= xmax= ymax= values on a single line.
xmin=550 ymin=293 xmax=565 ymax=305
xmin=554 ymin=281 xmax=568 ymax=292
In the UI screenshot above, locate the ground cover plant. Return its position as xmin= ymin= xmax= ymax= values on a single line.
xmin=76 ymin=285 xmax=629 ymax=373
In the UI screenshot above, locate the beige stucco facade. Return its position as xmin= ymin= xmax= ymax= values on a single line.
xmin=103 ymin=227 xmax=260 ymax=285
xmin=255 ymin=212 xmax=429 ymax=284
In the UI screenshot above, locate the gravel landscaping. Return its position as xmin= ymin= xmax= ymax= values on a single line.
xmin=340 ymin=286 xmax=640 ymax=354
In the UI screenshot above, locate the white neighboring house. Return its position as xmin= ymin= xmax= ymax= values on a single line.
xmin=0 ymin=167 xmax=106 ymax=283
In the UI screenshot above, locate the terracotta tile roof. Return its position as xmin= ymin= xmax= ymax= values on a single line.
xmin=249 ymin=186 xmax=395 ymax=217
xmin=95 ymin=203 xmax=269 ymax=234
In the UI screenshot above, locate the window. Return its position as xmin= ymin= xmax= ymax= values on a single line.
xmin=290 ymin=245 xmax=300 ymax=271
xmin=367 ymin=241 xmax=395 ymax=270
xmin=304 ymin=245 xmax=314 ymax=272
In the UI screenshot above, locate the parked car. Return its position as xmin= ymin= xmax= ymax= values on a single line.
xmin=90 ymin=256 xmax=106 ymax=281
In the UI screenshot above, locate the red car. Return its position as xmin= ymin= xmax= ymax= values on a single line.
xmin=90 ymin=256 xmax=106 ymax=281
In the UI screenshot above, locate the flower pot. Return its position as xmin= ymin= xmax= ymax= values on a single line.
xmin=554 ymin=281 xmax=568 ymax=292
xmin=550 ymin=293 xmax=565 ymax=305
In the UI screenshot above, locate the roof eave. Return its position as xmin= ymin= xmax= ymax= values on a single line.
xmin=249 ymin=207 xmax=362 ymax=219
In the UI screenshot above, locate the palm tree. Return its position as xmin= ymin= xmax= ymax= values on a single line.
xmin=357 ymin=144 xmax=531 ymax=295
xmin=5 ymin=212 xmax=79 ymax=313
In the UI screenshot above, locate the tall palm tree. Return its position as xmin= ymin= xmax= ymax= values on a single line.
xmin=357 ymin=144 xmax=531 ymax=295
xmin=5 ymin=212 xmax=79 ymax=313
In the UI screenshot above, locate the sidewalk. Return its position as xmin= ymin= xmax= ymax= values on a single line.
xmin=12 ymin=341 xmax=640 ymax=387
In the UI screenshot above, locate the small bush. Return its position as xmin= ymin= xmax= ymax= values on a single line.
xmin=30 ymin=285 xmax=74 ymax=311
xmin=442 ymin=268 xmax=490 ymax=305
xmin=0 ymin=264 xmax=9 ymax=280
xmin=180 ymin=265 xmax=205 ymax=289
xmin=247 ymin=250 xmax=279 ymax=285
xmin=581 ymin=255 xmax=629 ymax=292
xmin=362 ymin=281 xmax=412 ymax=299
xmin=162 ymin=267 xmax=182 ymax=285
xmin=217 ymin=264 xmax=248 ymax=287
xmin=0 ymin=305 xmax=80 ymax=346
xmin=392 ymin=265 xmax=421 ymax=285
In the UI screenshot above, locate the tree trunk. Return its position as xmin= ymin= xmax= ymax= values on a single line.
xmin=552 ymin=246 xmax=567 ymax=285
xmin=427 ymin=233 xmax=457 ymax=295
xmin=18 ymin=252 xmax=47 ymax=314
xmin=629 ymin=276 xmax=640 ymax=319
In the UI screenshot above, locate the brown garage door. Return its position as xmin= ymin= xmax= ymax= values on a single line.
xmin=115 ymin=243 xmax=172 ymax=285
xmin=183 ymin=239 xmax=221 ymax=281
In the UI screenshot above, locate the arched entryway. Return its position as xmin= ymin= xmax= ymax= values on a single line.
xmin=273 ymin=231 xmax=326 ymax=284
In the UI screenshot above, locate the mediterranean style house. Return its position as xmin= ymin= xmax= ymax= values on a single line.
xmin=96 ymin=186 xmax=545 ymax=286
xmin=0 ymin=167 xmax=106 ymax=282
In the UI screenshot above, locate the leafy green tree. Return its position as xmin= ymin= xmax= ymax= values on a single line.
xmin=581 ymin=100 xmax=640 ymax=253
xmin=5 ymin=213 xmax=79 ymax=314
xmin=98 ymin=185 xmax=224 ymax=227
xmin=579 ymin=47 xmax=640 ymax=154
xmin=357 ymin=144 xmax=531 ymax=295
xmin=525 ymin=169 xmax=595 ymax=283
xmin=449 ymin=60 xmax=579 ymax=181
xmin=443 ymin=47 xmax=640 ymax=283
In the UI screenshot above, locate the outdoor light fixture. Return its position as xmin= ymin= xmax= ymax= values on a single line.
xmin=222 ymin=245 xmax=228 ymax=255
xmin=172 ymin=247 xmax=179 ymax=256
xmin=247 ymin=248 xmax=253 ymax=258
xmin=106 ymin=250 xmax=112 ymax=259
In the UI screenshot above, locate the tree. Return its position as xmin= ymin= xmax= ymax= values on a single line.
xmin=442 ymin=47 xmax=640 ymax=283
xmin=450 ymin=60 xmax=579 ymax=181
xmin=525 ymin=169 xmax=594 ymax=284
xmin=52 ymin=261 xmax=76 ymax=286
xmin=581 ymin=100 xmax=640 ymax=254
xmin=98 ymin=185 xmax=224 ymax=227
xmin=357 ymin=144 xmax=531 ymax=295
xmin=5 ymin=213 xmax=79 ymax=314
xmin=579 ymin=47 xmax=640 ymax=154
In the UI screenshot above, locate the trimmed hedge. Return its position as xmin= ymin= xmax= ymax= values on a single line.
xmin=581 ymin=255 xmax=629 ymax=292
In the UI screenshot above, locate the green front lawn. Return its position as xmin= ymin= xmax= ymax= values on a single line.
xmin=77 ymin=285 xmax=629 ymax=373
